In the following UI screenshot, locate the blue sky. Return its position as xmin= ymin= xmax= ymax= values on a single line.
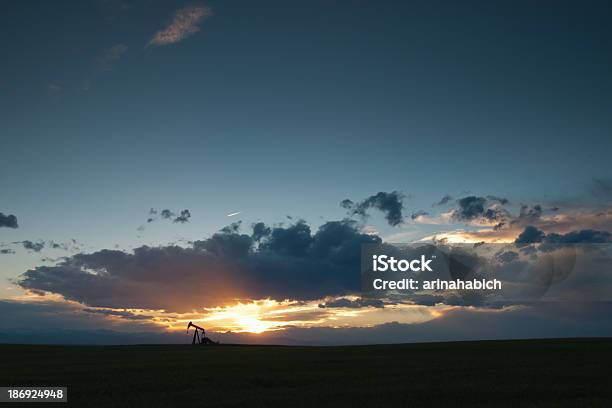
xmin=1 ymin=0 xmax=612 ymax=343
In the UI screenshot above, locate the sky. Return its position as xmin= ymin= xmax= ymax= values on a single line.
xmin=1 ymin=0 xmax=612 ymax=344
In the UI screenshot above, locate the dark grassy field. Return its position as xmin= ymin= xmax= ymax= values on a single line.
xmin=2 ymin=338 xmax=612 ymax=407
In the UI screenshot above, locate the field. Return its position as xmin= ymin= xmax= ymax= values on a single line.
xmin=2 ymin=338 xmax=612 ymax=407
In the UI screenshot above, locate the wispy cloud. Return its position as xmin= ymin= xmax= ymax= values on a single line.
xmin=47 ymin=81 xmax=61 ymax=95
xmin=147 ymin=5 xmax=212 ymax=47
xmin=96 ymin=43 xmax=128 ymax=72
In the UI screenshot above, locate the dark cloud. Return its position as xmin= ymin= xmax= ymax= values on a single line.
xmin=173 ymin=209 xmax=191 ymax=223
xmin=546 ymin=229 xmax=611 ymax=244
xmin=435 ymin=195 xmax=453 ymax=206
xmin=318 ymin=297 xmax=384 ymax=309
xmin=515 ymin=226 xmax=611 ymax=245
xmin=340 ymin=199 xmax=353 ymax=209
xmin=148 ymin=208 xmax=191 ymax=224
xmin=515 ymin=226 xmax=546 ymax=244
xmin=1 ymin=248 xmax=15 ymax=255
xmin=260 ymin=221 xmax=313 ymax=257
xmin=0 ymin=300 xmax=173 ymax=344
xmin=511 ymin=204 xmax=543 ymax=225
xmin=496 ymin=251 xmax=519 ymax=264
xmin=452 ymin=196 xmax=508 ymax=223
xmin=342 ymin=191 xmax=405 ymax=226
xmin=453 ymin=196 xmax=486 ymax=220
xmin=82 ymin=308 xmax=153 ymax=320
xmin=160 ymin=209 xmax=174 ymax=219
xmin=0 ymin=212 xmax=18 ymax=228
xmin=17 ymin=219 xmax=381 ymax=312
xmin=220 ymin=221 xmax=242 ymax=234
xmin=251 ymin=222 xmax=271 ymax=242
xmin=147 ymin=208 xmax=157 ymax=223
xmin=20 ymin=240 xmax=45 ymax=252
xmin=47 ymin=239 xmax=81 ymax=252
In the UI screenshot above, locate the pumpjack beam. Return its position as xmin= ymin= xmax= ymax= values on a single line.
xmin=187 ymin=321 xmax=219 ymax=345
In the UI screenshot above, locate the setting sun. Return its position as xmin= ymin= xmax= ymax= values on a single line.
xmin=235 ymin=316 xmax=274 ymax=334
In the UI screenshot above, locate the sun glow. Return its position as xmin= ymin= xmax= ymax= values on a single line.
xmin=56 ymin=297 xmax=452 ymax=335
xmin=171 ymin=297 xmax=451 ymax=334
xmin=196 ymin=299 xmax=316 ymax=333
xmin=421 ymin=230 xmax=515 ymax=244
xmin=235 ymin=316 xmax=274 ymax=333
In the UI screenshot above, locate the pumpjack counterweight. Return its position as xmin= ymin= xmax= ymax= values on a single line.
xmin=187 ymin=321 xmax=219 ymax=345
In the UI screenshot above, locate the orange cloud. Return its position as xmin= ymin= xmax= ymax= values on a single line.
xmin=148 ymin=6 xmax=212 ymax=47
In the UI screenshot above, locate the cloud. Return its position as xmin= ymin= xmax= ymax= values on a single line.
xmin=225 ymin=303 xmax=612 ymax=345
xmin=411 ymin=210 xmax=429 ymax=221
xmin=173 ymin=209 xmax=191 ymax=223
xmin=342 ymin=191 xmax=405 ymax=226
xmin=318 ymin=297 xmax=385 ymax=309
xmin=47 ymin=239 xmax=82 ymax=252
xmin=96 ymin=43 xmax=128 ymax=72
xmin=546 ymin=229 xmax=611 ymax=244
xmin=82 ymin=308 xmax=153 ymax=320
xmin=147 ymin=208 xmax=192 ymax=224
xmin=1 ymin=249 xmax=15 ymax=255
xmin=486 ymin=195 xmax=510 ymax=205
xmin=515 ymin=204 xmax=543 ymax=223
xmin=3 ymin=299 xmax=612 ymax=345
xmin=0 ymin=299 xmax=173 ymax=344
xmin=24 ymin=218 xmax=604 ymax=313
xmin=21 ymin=215 xmax=610 ymax=313
xmin=435 ymin=195 xmax=453 ymax=206
xmin=17 ymin=219 xmax=381 ymax=312
xmin=147 ymin=208 xmax=157 ymax=223
xmin=251 ymin=222 xmax=271 ymax=241
xmin=0 ymin=212 xmax=18 ymax=228
xmin=515 ymin=226 xmax=611 ymax=245
xmin=432 ymin=205 xmax=612 ymax=244
xmin=19 ymin=240 xmax=45 ymax=252
xmin=515 ymin=226 xmax=546 ymax=244
xmin=147 ymin=5 xmax=212 ymax=47
xmin=454 ymin=196 xmax=487 ymax=220
xmin=259 ymin=220 xmax=313 ymax=256
xmin=0 ymin=239 xmax=80 ymax=255
xmin=47 ymin=82 xmax=61 ymax=95
xmin=495 ymin=250 xmax=519 ymax=264
xmin=452 ymin=195 xmax=509 ymax=224
xmin=220 ymin=221 xmax=242 ymax=235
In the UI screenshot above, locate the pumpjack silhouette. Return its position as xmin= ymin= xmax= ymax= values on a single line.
xmin=187 ymin=321 xmax=219 ymax=345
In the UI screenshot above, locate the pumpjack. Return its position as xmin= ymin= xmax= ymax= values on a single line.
xmin=187 ymin=321 xmax=219 ymax=345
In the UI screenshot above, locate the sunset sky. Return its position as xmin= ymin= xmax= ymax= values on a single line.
xmin=1 ymin=0 xmax=612 ymax=344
